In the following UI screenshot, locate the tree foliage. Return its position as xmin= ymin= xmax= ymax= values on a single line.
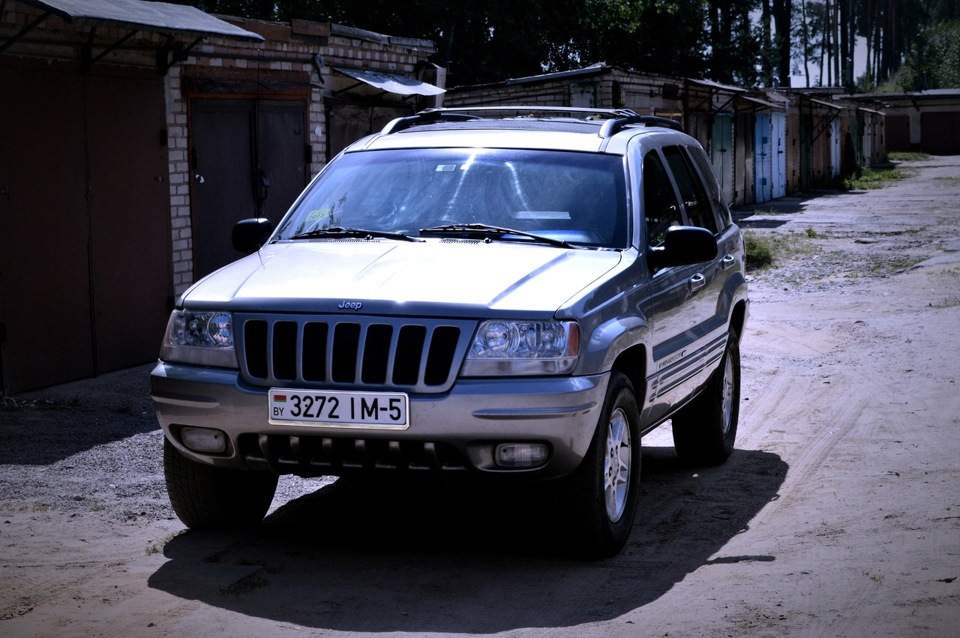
xmin=171 ymin=0 xmax=960 ymax=90
xmin=890 ymin=19 xmax=960 ymax=90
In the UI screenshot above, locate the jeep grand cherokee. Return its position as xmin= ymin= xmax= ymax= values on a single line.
xmin=151 ymin=107 xmax=749 ymax=557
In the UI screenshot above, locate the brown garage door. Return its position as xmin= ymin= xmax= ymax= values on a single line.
xmin=0 ymin=63 xmax=171 ymax=393
xmin=921 ymin=112 xmax=960 ymax=155
xmin=326 ymin=102 xmax=412 ymax=161
xmin=885 ymin=115 xmax=911 ymax=152
xmin=190 ymin=98 xmax=309 ymax=279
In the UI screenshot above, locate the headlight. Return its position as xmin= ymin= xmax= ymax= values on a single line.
xmin=462 ymin=320 xmax=579 ymax=376
xmin=159 ymin=310 xmax=238 ymax=368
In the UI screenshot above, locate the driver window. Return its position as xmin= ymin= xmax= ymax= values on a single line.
xmin=643 ymin=150 xmax=682 ymax=246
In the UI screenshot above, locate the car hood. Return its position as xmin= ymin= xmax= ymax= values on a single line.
xmin=182 ymin=239 xmax=624 ymax=316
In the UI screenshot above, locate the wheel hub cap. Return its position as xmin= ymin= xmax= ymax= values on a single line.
xmin=604 ymin=407 xmax=631 ymax=522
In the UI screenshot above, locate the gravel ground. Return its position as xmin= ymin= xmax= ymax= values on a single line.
xmin=2 ymin=155 xmax=958 ymax=637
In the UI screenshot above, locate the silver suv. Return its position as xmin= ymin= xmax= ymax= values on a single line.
xmin=152 ymin=107 xmax=749 ymax=557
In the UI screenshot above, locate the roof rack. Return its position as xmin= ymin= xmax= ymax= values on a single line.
xmin=378 ymin=106 xmax=682 ymax=136
xmin=598 ymin=115 xmax=684 ymax=136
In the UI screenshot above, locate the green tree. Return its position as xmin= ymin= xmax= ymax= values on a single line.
xmin=571 ymin=1 xmax=710 ymax=79
xmin=297 ymin=1 xmax=714 ymax=85
xmin=896 ymin=19 xmax=960 ymax=90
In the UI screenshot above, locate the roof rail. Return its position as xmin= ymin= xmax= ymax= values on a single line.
xmin=380 ymin=111 xmax=482 ymax=135
xmin=599 ymin=115 xmax=684 ymax=137
xmin=414 ymin=106 xmax=639 ymax=118
xmin=379 ymin=105 xmax=641 ymax=135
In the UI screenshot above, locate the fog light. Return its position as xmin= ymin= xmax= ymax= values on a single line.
xmin=495 ymin=443 xmax=549 ymax=468
xmin=180 ymin=427 xmax=227 ymax=454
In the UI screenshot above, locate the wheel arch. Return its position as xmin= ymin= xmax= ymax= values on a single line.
xmin=609 ymin=343 xmax=647 ymax=408
xmin=730 ymin=298 xmax=748 ymax=341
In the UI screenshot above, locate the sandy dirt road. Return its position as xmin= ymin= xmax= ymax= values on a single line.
xmin=1 ymin=156 xmax=959 ymax=637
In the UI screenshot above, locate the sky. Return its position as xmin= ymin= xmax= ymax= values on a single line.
xmin=790 ymin=35 xmax=870 ymax=88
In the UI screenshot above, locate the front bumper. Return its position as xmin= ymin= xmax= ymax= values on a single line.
xmin=151 ymin=362 xmax=608 ymax=479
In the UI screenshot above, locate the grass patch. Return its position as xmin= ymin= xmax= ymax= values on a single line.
xmin=744 ymin=230 xmax=815 ymax=271
xmin=844 ymin=166 xmax=907 ymax=190
xmin=937 ymin=267 xmax=960 ymax=279
xmin=744 ymin=232 xmax=775 ymax=269
xmin=867 ymin=255 xmax=926 ymax=275
xmin=929 ymin=298 xmax=960 ymax=309
xmin=887 ymin=151 xmax=930 ymax=162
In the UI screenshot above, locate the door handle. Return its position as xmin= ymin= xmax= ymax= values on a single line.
xmin=721 ymin=254 xmax=735 ymax=270
xmin=688 ymin=273 xmax=706 ymax=292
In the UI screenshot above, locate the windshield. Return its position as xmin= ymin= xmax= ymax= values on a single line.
xmin=275 ymin=148 xmax=629 ymax=248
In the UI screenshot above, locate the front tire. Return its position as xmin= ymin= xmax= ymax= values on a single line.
xmin=164 ymin=437 xmax=278 ymax=529
xmin=565 ymin=371 xmax=641 ymax=558
xmin=672 ymin=329 xmax=741 ymax=466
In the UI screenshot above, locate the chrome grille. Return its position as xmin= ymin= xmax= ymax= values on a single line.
xmin=236 ymin=314 xmax=475 ymax=393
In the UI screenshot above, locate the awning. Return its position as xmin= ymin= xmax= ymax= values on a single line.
xmin=14 ymin=0 xmax=264 ymax=41
xmin=808 ymin=98 xmax=843 ymax=110
xmin=333 ymin=66 xmax=445 ymax=97
xmin=737 ymin=95 xmax=785 ymax=110
xmin=3 ymin=0 xmax=263 ymax=73
xmin=686 ymin=78 xmax=746 ymax=94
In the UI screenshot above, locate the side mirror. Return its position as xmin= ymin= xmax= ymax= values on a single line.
xmin=232 ymin=218 xmax=273 ymax=254
xmin=647 ymin=226 xmax=718 ymax=270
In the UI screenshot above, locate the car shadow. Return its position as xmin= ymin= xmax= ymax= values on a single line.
xmin=148 ymin=447 xmax=787 ymax=633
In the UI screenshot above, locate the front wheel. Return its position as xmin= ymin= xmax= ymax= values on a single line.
xmin=163 ymin=437 xmax=278 ymax=529
xmin=565 ymin=371 xmax=641 ymax=558
xmin=672 ymin=329 xmax=741 ymax=466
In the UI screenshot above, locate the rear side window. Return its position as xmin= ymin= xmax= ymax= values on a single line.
xmin=662 ymin=146 xmax=719 ymax=234
xmin=686 ymin=145 xmax=732 ymax=229
xmin=642 ymin=150 xmax=683 ymax=246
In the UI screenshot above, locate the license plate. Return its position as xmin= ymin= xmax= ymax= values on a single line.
xmin=268 ymin=388 xmax=409 ymax=429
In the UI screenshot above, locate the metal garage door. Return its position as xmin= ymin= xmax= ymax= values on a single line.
xmin=326 ymin=102 xmax=412 ymax=161
xmin=190 ymin=98 xmax=309 ymax=279
xmin=0 ymin=64 xmax=171 ymax=392
xmin=921 ymin=112 xmax=960 ymax=155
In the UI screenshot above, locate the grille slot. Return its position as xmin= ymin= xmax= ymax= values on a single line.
xmin=239 ymin=433 xmax=468 ymax=475
xmin=237 ymin=314 xmax=476 ymax=393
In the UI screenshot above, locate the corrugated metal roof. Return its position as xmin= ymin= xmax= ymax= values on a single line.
xmin=19 ymin=0 xmax=263 ymax=41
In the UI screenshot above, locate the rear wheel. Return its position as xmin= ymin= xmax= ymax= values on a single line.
xmin=672 ymin=329 xmax=740 ymax=466
xmin=163 ymin=437 xmax=278 ymax=529
xmin=565 ymin=371 xmax=641 ymax=558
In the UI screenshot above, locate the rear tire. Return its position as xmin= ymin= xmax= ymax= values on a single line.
xmin=565 ymin=371 xmax=641 ymax=558
xmin=163 ymin=437 xmax=278 ymax=529
xmin=672 ymin=329 xmax=740 ymax=466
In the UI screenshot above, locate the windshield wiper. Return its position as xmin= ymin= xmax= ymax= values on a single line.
xmin=289 ymin=227 xmax=419 ymax=242
xmin=419 ymin=223 xmax=575 ymax=249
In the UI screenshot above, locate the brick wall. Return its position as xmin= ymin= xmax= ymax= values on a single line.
xmin=1 ymin=2 xmax=439 ymax=296
xmin=166 ymin=18 xmax=437 ymax=293
xmin=444 ymin=67 xmax=682 ymax=116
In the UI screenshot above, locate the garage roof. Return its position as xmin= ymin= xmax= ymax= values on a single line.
xmin=15 ymin=0 xmax=263 ymax=41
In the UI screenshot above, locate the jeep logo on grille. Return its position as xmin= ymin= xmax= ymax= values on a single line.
xmin=338 ymin=300 xmax=363 ymax=311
